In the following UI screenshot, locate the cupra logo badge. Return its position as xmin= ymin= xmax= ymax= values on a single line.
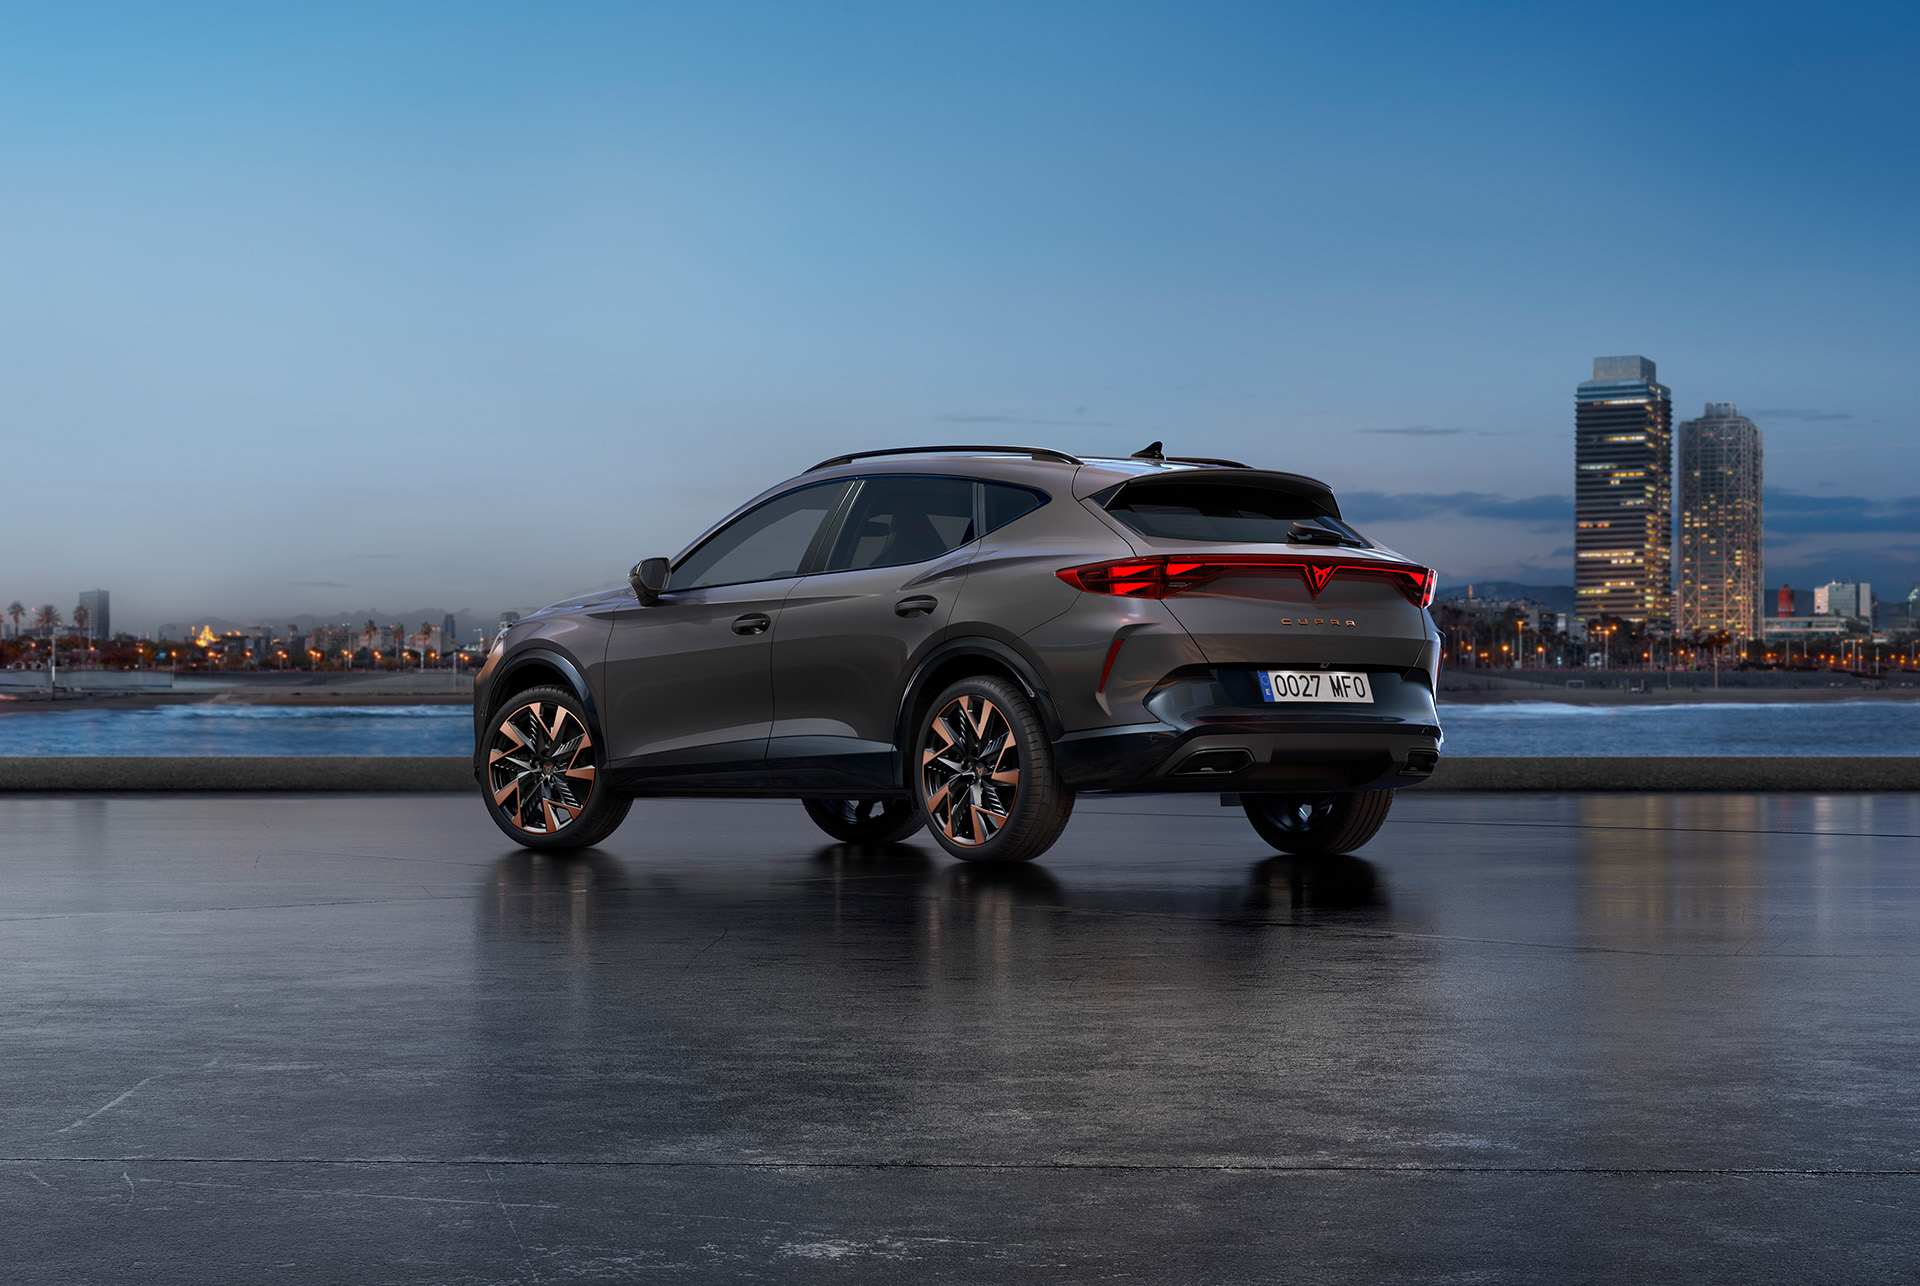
xmin=1279 ymin=618 xmax=1360 ymax=627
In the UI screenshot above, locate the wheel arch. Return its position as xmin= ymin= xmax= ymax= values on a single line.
xmin=478 ymin=648 xmax=605 ymax=772
xmin=893 ymin=636 xmax=1064 ymax=786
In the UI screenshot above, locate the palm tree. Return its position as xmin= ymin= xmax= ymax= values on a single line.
xmin=33 ymin=604 xmax=60 ymax=638
xmin=6 ymin=602 xmax=22 ymax=637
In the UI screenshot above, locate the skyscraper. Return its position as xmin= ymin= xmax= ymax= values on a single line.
xmin=1677 ymin=403 xmax=1763 ymax=640
xmin=1575 ymin=357 xmax=1673 ymax=628
xmin=77 ymin=589 xmax=110 ymax=641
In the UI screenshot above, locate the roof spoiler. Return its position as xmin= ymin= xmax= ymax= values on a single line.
xmin=1100 ymin=467 xmax=1342 ymax=520
xmin=1129 ymin=441 xmax=1251 ymax=468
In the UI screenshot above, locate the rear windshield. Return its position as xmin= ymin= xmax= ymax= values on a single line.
xmin=1104 ymin=482 xmax=1367 ymax=547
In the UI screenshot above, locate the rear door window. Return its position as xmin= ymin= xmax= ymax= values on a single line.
xmin=824 ymin=476 xmax=977 ymax=571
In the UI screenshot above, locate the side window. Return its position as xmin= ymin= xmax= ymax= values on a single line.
xmin=982 ymin=482 xmax=1048 ymax=535
xmin=674 ymin=482 xmax=848 ymax=590
xmin=824 ymin=476 xmax=977 ymax=572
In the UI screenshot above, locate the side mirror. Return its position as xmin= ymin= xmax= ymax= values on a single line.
xmin=629 ymin=557 xmax=670 ymax=605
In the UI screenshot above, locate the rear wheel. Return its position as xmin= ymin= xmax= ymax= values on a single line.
xmin=917 ymin=675 xmax=1073 ymax=863
xmin=1243 ymin=790 xmax=1393 ymax=856
xmin=802 ymin=797 xmax=925 ymax=844
xmin=482 ymin=686 xmax=631 ymax=850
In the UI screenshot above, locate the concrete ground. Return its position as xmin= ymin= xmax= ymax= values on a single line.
xmin=3 ymin=791 xmax=1918 ymax=1283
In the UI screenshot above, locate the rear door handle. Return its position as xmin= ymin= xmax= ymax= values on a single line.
xmin=894 ymin=596 xmax=938 ymax=617
xmin=731 ymin=613 xmax=772 ymax=636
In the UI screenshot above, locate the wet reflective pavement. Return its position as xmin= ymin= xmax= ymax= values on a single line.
xmin=3 ymin=792 xmax=1918 ymax=1282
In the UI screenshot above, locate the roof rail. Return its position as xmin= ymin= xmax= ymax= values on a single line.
xmin=807 ymin=444 xmax=1084 ymax=472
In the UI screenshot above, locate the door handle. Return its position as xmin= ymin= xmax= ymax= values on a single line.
xmin=894 ymin=596 xmax=938 ymax=618
xmin=731 ymin=613 xmax=772 ymax=636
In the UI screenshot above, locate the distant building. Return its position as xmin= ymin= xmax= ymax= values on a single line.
xmin=1575 ymin=356 xmax=1673 ymax=630
xmin=1814 ymin=582 xmax=1872 ymax=627
xmin=1778 ymin=584 xmax=1795 ymax=617
xmin=1763 ymin=615 xmax=1848 ymax=639
xmin=1676 ymin=403 xmax=1763 ymax=640
xmin=442 ymin=613 xmax=457 ymax=641
xmin=1886 ymin=588 xmax=1920 ymax=635
xmin=77 ymin=589 xmax=109 ymax=641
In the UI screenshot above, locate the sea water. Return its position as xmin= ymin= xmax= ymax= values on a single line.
xmin=1436 ymin=700 xmax=1919 ymax=757
xmin=1 ymin=699 xmax=1914 ymax=757
xmin=0 ymin=704 xmax=471 ymax=756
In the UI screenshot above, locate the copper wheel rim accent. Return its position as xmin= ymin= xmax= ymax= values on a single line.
xmin=921 ymin=694 xmax=1019 ymax=846
xmin=487 ymin=700 xmax=596 ymax=834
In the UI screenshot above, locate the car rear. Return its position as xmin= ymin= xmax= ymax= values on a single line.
xmin=1040 ymin=463 xmax=1443 ymax=794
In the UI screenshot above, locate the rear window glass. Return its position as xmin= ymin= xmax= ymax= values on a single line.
xmin=983 ymin=482 xmax=1048 ymax=535
xmin=1104 ymin=483 xmax=1366 ymax=546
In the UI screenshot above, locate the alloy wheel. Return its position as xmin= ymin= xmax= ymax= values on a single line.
xmin=488 ymin=699 xmax=597 ymax=835
xmin=1264 ymin=795 xmax=1338 ymax=834
xmin=921 ymin=693 xmax=1020 ymax=846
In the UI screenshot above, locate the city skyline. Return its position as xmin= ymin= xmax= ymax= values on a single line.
xmin=4 ymin=5 xmax=1915 ymax=627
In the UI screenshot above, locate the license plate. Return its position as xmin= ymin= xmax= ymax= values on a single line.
xmin=1258 ymin=670 xmax=1373 ymax=703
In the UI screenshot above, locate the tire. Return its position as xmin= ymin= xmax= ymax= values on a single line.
xmin=1243 ymin=790 xmax=1393 ymax=857
xmin=802 ymin=797 xmax=925 ymax=844
xmin=916 ymin=674 xmax=1073 ymax=864
xmin=481 ymin=686 xmax=631 ymax=850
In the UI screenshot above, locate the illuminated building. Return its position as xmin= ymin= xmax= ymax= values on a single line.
xmin=78 ymin=589 xmax=109 ymax=640
xmin=1677 ymin=403 xmax=1763 ymax=640
xmin=1575 ymin=356 xmax=1673 ymax=629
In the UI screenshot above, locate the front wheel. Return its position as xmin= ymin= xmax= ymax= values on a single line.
xmin=802 ymin=797 xmax=925 ymax=844
xmin=482 ymin=686 xmax=631 ymax=850
xmin=917 ymin=675 xmax=1073 ymax=863
xmin=1243 ymin=790 xmax=1393 ymax=856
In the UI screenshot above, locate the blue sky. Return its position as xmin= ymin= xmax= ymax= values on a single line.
xmin=3 ymin=2 xmax=1915 ymax=627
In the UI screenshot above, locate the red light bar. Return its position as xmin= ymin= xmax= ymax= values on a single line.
xmin=1057 ymin=555 xmax=1436 ymax=608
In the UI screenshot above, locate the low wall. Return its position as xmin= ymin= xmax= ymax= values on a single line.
xmin=0 ymin=756 xmax=472 ymax=791
xmin=0 ymin=756 xmax=1915 ymax=793
xmin=0 ymin=671 xmax=175 ymax=691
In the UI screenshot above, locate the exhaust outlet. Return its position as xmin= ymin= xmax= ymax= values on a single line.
xmin=1173 ymin=749 xmax=1254 ymax=777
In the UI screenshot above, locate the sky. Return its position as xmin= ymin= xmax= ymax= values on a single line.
xmin=3 ymin=1 xmax=1916 ymax=631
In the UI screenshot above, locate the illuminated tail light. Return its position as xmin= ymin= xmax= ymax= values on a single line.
xmin=1057 ymin=556 xmax=1436 ymax=608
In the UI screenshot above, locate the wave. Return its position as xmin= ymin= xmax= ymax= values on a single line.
xmin=114 ymin=704 xmax=469 ymax=721
xmin=1440 ymin=700 xmax=1910 ymax=719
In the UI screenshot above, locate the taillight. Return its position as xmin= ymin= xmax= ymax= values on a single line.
xmin=1057 ymin=555 xmax=1435 ymax=608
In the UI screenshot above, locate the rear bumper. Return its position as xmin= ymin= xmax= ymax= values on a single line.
xmin=1050 ymin=668 xmax=1443 ymax=793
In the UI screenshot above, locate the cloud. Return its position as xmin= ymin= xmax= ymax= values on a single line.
xmin=1357 ymin=425 xmax=1469 ymax=437
xmin=1342 ymin=491 xmax=1571 ymax=526
xmin=1748 ymin=408 xmax=1853 ymax=422
xmin=1549 ymin=546 xmax=1576 ymax=558
xmin=1765 ymin=490 xmax=1920 ymax=535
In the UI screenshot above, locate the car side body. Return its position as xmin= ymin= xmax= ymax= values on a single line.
xmin=473 ymin=447 xmax=1443 ymax=818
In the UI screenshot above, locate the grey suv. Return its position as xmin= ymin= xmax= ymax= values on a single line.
xmin=473 ymin=445 xmax=1442 ymax=863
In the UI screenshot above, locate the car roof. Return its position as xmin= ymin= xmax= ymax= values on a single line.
xmin=799 ymin=447 xmax=1336 ymax=505
xmin=675 ymin=446 xmax=1342 ymax=562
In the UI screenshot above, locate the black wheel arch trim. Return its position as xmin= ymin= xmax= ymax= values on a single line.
xmin=476 ymin=647 xmax=605 ymax=776
xmin=893 ymin=634 xmax=1066 ymax=788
